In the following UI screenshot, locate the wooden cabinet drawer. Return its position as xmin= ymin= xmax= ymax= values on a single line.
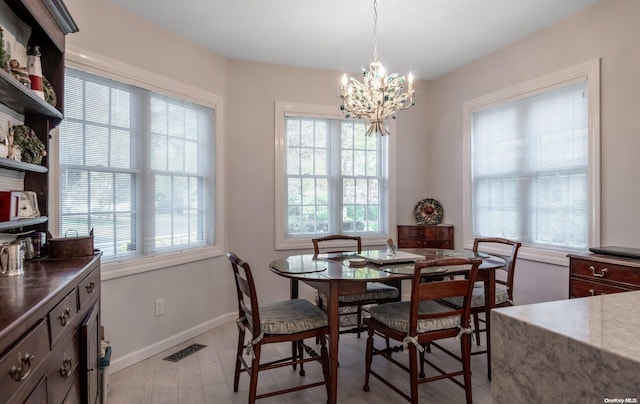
xmin=24 ymin=376 xmax=47 ymax=404
xmin=570 ymin=277 xmax=633 ymax=298
xmin=570 ymin=258 xmax=640 ymax=288
xmin=397 ymin=225 xmax=454 ymax=249
xmin=49 ymin=290 xmax=78 ymax=346
xmin=0 ymin=320 xmax=50 ymax=403
xmin=78 ymin=267 xmax=100 ymax=309
xmin=47 ymin=332 xmax=80 ymax=404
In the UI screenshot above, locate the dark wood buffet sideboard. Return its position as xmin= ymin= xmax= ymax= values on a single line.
xmin=397 ymin=225 xmax=454 ymax=249
xmin=568 ymin=252 xmax=640 ymax=298
xmin=0 ymin=254 xmax=102 ymax=404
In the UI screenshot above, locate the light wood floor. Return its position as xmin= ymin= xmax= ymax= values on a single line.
xmin=107 ymin=322 xmax=493 ymax=403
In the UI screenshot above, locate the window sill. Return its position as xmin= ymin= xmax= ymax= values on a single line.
xmin=463 ymin=241 xmax=586 ymax=267
xmin=277 ymin=235 xmax=392 ymax=251
xmin=101 ymin=245 xmax=223 ymax=280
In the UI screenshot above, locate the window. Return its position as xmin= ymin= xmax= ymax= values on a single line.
xmin=463 ymin=60 xmax=600 ymax=264
xmin=275 ymin=102 xmax=396 ymax=249
xmin=58 ymin=67 xmax=216 ymax=263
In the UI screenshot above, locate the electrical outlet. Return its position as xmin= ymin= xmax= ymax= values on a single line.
xmin=155 ymin=299 xmax=164 ymax=317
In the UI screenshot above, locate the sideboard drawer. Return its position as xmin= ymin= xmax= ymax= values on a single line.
xmin=78 ymin=267 xmax=100 ymax=309
xmin=570 ymin=258 xmax=640 ymax=287
xmin=570 ymin=277 xmax=633 ymax=298
xmin=49 ymin=290 xmax=78 ymax=346
xmin=47 ymin=332 xmax=80 ymax=404
xmin=0 ymin=320 xmax=50 ymax=403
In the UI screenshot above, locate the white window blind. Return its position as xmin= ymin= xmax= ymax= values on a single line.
xmin=59 ymin=67 xmax=215 ymax=261
xmin=284 ymin=116 xmax=388 ymax=237
xmin=471 ymin=80 xmax=588 ymax=248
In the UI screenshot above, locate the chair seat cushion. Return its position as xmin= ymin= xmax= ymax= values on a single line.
xmin=338 ymin=282 xmax=399 ymax=303
xmin=253 ymin=298 xmax=328 ymax=335
xmin=367 ymin=300 xmax=461 ymax=334
xmin=441 ymin=284 xmax=509 ymax=308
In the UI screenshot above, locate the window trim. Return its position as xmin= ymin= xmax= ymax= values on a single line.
xmin=50 ymin=47 xmax=225 ymax=279
xmin=462 ymin=59 xmax=600 ymax=266
xmin=274 ymin=102 xmax=397 ymax=250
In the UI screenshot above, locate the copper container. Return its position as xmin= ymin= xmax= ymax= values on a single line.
xmin=47 ymin=229 xmax=94 ymax=258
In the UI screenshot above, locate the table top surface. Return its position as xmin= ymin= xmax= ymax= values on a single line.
xmin=269 ymin=248 xmax=506 ymax=282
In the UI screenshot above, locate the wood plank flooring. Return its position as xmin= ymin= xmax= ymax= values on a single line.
xmin=107 ymin=322 xmax=493 ymax=403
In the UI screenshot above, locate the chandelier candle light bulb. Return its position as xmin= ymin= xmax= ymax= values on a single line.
xmin=339 ymin=0 xmax=416 ymax=137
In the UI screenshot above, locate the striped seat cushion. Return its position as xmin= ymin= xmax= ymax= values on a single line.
xmin=338 ymin=282 xmax=399 ymax=303
xmin=248 ymin=298 xmax=328 ymax=335
xmin=440 ymin=284 xmax=509 ymax=308
xmin=367 ymin=300 xmax=461 ymax=334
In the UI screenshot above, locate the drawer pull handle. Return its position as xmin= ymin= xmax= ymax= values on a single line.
xmin=59 ymin=356 xmax=73 ymax=378
xmin=590 ymin=266 xmax=608 ymax=278
xmin=589 ymin=288 xmax=595 ymax=296
xmin=86 ymin=281 xmax=96 ymax=294
xmin=10 ymin=352 xmax=34 ymax=381
xmin=59 ymin=307 xmax=72 ymax=326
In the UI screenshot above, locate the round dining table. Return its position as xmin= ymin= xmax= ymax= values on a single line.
xmin=269 ymin=248 xmax=506 ymax=404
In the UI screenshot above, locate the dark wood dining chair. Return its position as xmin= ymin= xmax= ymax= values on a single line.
xmin=312 ymin=235 xmax=399 ymax=337
xmin=362 ymin=257 xmax=482 ymax=403
xmin=227 ymin=252 xmax=330 ymax=403
xmin=439 ymin=237 xmax=521 ymax=350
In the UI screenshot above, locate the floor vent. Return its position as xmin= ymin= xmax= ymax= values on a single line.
xmin=163 ymin=343 xmax=207 ymax=362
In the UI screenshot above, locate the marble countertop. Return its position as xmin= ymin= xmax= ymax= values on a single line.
xmin=492 ymin=291 xmax=640 ymax=403
xmin=494 ymin=290 xmax=640 ymax=363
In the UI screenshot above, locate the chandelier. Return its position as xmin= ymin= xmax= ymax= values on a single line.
xmin=339 ymin=0 xmax=416 ymax=137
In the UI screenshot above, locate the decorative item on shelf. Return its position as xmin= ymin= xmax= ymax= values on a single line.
xmin=0 ymin=27 xmax=9 ymax=71
xmin=414 ymin=198 xmax=444 ymax=225
xmin=8 ymin=59 xmax=30 ymax=87
xmin=0 ymin=191 xmax=20 ymax=221
xmin=5 ymin=121 xmax=20 ymax=161
xmin=0 ymin=132 xmax=8 ymax=158
xmin=43 ymin=75 xmax=57 ymax=106
xmin=10 ymin=122 xmax=46 ymax=164
xmin=339 ymin=0 xmax=416 ymax=137
xmin=17 ymin=191 xmax=39 ymax=218
xmin=27 ymin=45 xmax=44 ymax=100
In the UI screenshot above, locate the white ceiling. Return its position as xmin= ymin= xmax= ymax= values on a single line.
xmin=107 ymin=0 xmax=603 ymax=80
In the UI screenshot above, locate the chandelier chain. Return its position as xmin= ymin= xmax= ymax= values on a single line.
xmin=373 ymin=0 xmax=378 ymax=61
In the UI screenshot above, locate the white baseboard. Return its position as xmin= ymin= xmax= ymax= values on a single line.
xmin=107 ymin=311 xmax=236 ymax=374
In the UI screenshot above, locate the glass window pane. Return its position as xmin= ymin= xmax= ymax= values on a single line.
xmin=111 ymin=88 xmax=130 ymax=128
xmin=59 ymin=121 xmax=84 ymax=165
xmin=85 ymin=82 xmax=110 ymax=125
xmin=151 ymin=134 xmax=168 ymax=170
xmin=90 ymin=172 xmax=114 ymax=212
xmin=111 ymin=129 xmax=131 ymax=169
xmin=85 ymin=125 xmax=109 ymax=167
xmin=168 ymin=138 xmax=185 ymax=172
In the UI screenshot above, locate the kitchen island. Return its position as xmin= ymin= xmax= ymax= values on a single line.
xmin=491 ymin=290 xmax=640 ymax=403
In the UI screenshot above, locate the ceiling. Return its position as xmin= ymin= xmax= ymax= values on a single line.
xmin=106 ymin=0 xmax=603 ymax=80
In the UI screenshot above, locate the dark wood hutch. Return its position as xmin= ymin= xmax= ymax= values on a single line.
xmin=0 ymin=1 xmax=103 ymax=403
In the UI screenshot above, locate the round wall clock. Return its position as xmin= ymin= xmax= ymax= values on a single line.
xmin=414 ymin=198 xmax=443 ymax=225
